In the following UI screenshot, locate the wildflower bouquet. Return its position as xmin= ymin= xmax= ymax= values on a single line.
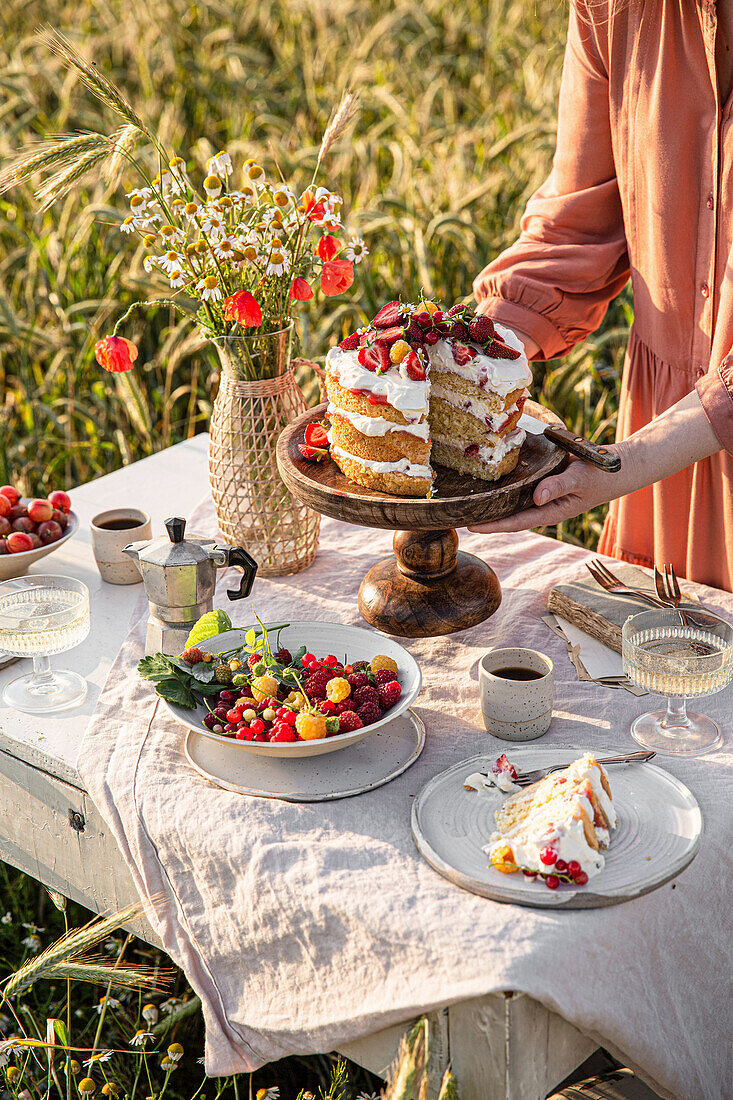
xmin=1 ymin=30 xmax=365 ymax=382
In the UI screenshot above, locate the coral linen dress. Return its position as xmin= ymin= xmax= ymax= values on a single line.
xmin=474 ymin=1 xmax=733 ymax=591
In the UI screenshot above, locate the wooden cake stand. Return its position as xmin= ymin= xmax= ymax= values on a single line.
xmin=277 ymin=400 xmax=566 ymax=638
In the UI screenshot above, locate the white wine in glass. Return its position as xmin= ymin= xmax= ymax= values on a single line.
xmin=0 ymin=574 xmax=90 ymax=714
xmin=622 ymin=607 xmax=733 ymax=756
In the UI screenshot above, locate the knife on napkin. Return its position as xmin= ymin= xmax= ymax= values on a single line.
xmin=518 ymin=411 xmax=621 ymax=472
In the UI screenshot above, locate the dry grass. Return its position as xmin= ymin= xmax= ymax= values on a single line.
xmin=0 ymin=0 xmax=629 ymax=546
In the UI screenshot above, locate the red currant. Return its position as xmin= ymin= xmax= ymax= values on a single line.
xmin=255 ymin=732 xmax=266 ymax=741
xmin=250 ymin=718 xmax=265 ymax=735
xmin=212 ymin=724 xmax=224 ymax=733
xmin=224 ymin=723 xmax=237 ymax=733
xmin=566 ymin=860 xmax=581 ymax=876
xmin=522 ymin=870 xmax=537 ymax=879
xmin=283 ymin=710 xmax=297 ymax=724
xmin=344 ymin=664 xmax=353 ymax=675
xmin=573 ymin=871 xmax=588 ymax=887
xmin=539 ymin=847 xmax=557 ymax=866
xmin=276 ymin=707 xmax=287 ymax=718
xmin=236 ymin=730 xmax=247 ymax=740
xmin=554 ymin=859 xmax=567 ymax=872
xmin=323 ymin=654 xmax=338 ymax=667
xmin=303 ymin=652 xmax=316 ymax=666
xmin=226 ymin=708 xmax=243 ymax=724
xmin=545 ymin=875 xmax=560 ymax=890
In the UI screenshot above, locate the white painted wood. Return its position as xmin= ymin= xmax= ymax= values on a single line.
xmin=0 ymin=435 xmax=210 ymax=776
xmin=0 ymin=437 xmax=598 ymax=1092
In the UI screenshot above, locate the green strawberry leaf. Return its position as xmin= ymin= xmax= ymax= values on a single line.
xmin=138 ymin=654 xmax=176 ymax=682
xmin=184 ymin=609 xmax=233 ymax=650
xmin=154 ymin=677 xmax=197 ymax=708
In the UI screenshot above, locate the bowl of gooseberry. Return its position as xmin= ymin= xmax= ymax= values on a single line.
xmin=0 ymin=487 xmax=78 ymax=581
xmin=159 ymin=621 xmax=422 ymax=757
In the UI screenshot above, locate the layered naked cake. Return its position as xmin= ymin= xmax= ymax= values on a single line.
xmin=324 ymin=300 xmax=532 ymax=497
xmin=485 ymin=753 xmax=617 ymax=889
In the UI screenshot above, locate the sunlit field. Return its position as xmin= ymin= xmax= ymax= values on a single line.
xmin=0 ymin=0 xmax=629 ymax=542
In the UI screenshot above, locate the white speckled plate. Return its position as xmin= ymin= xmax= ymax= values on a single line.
xmin=412 ymin=746 xmax=702 ymax=909
xmin=185 ymin=708 xmax=425 ymax=801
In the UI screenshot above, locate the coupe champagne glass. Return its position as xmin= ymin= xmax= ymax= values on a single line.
xmin=622 ymin=607 xmax=733 ymax=755
xmin=0 ymin=575 xmax=90 ymax=714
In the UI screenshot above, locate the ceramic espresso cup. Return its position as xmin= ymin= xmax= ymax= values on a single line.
xmin=90 ymin=508 xmax=151 ymax=585
xmin=479 ymin=647 xmax=554 ymax=741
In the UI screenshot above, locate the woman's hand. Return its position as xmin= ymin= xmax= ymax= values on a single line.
xmin=468 ymin=389 xmax=722 ymax=535
xmin=468 ymin=447 xmax=631 ymax=533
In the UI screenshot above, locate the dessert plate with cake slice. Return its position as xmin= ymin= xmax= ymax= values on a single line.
xmin=411 ymin=747 xmax=702 ymax=908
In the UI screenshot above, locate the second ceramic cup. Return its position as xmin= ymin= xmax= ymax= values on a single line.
xmin=90 ymin=508 xmax=151 ymax=584
xmin=479 ymin=647 xmax=554 ymax=741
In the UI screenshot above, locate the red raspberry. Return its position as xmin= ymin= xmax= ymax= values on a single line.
xmin=180 ymin=646 xmax=204 ymax=665
xmin=338 ymin=710 xmax=363 ymax=733
xmin=351 ymin=660 xmax=369 ymax=671
xmin=357 ymin=701 xmax=382 ymax=726
xmin=247 ymin=653 xmax=260 ymax=670
xmin=275 ymin=648 xmax=292 ymax=665
xmin=318 ymin=699 xmax=337 ymax=714
xmin=447 ymin=321 xmax=469 ymax=342
xmin=334 ymin=701 xmax=352 ymax=715
xmin=352 ymin=685 xmax=379 ymax=709
xmin=377 ymin=681 xmax=401 ymax=710
xmin=374 ymin=668 xmax=394 ymax=685
xmin=272 ymin=726 xmax=297 ymax=742
xmin=347 ymin=671 xmax=369 ymax=690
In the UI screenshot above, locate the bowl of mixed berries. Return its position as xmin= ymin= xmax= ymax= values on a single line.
xmin=142 ymin=616 xmax=422 ymax=757
xmin=0 ymin=485 xmax=77 ymax=580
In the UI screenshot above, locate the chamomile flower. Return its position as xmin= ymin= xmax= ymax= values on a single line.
xmin=159 ymin=250 xmax=184 ymax=273
xmin=137 ymin=213 xmax=162 ymax=230
xmin=158 ymin=224 xmax=184 ymax=245
xmin=203 ymin=175 xmax=223 ymax=199
xmin=168 ymin=268 xmax=187 ymax=289
xmin=158 ymin=170 xmax=184 ymax=196
xmin=266 ymin=249 xmax=290 ymax=277
xmin=1 ymin=912 xmax=12 ymax=924
xmin=255 ymin=1089 xmax=279 ymax=1100
xmin=214 ymin=237 xmax=237 ymax=260
xmin=142 ymin=1004 xmax=159 ymax=1025
xmin=197 ymin=275 xmax=222 ymax=301
xmin=120 ymin=217 xmax=137 ymax=234
xmin=96 ymin=996 xmax=121 ymax=1014
xmin=201 ymin=210 xmax=226 ymax=238
xmin=126 ymin=187 xmax=152 ymax=207
xmin=21 ymin=934 xmax=41 ymax=952
xmin=142 ymin=256 xmax=157 ymax=274
xmin=271 ymin=185 xmax=294 ymax=208
xmin=166 ymin=1044 xmax=183 ymax=1063
xmin=130 ymin=1031 xmax=154 ymax=1048
xmin=321 ymin=211 xmax=342 ymax=232
xmin=184 ymin=200 xmax=203 ymax=220
xmin=227 ymin=190 xmax=247 ymax=206
xmin=83 ymin=1052 xmax=113 ymax=1070
xmin=245 ymin=160 xmax=265 ymax=182
xmin=355 ymin=1093 xmax=379 ymax=1100
xmin=343 ymin=236 xmax=369 ymax=263
xmin=207 ymin=151 xmax=232 ymax=177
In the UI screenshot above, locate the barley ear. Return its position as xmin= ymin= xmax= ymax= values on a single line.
xmin=317 ymin=91 xmax=358 ymax=165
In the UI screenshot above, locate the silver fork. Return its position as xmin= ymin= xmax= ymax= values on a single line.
xmin=509 ymin=749 xmax=655 ymax=787
xmin=586 ymin=559 xmax=672 ymax=609
xmin=654 ymin=562 xmax=709 ymax=633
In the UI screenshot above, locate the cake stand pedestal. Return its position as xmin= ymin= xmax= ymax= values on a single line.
xmin=277 ymin=401 xmax=565 ymax=638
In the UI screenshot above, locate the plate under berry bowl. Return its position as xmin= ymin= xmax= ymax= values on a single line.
xmin=161 ymin=621 xmax=422 ymax=758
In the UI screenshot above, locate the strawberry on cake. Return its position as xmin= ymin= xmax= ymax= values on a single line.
xmin=324 ymin=299 xmax=532 ymax=496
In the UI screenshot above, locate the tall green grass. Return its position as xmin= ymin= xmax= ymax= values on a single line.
xmin=0 ymin=0 xmax=629 ymax=546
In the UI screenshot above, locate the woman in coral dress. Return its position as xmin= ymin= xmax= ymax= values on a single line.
xmin=471 ymin=1 xmax=733 ymax=592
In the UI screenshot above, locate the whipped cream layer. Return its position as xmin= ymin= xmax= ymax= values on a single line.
xmin=429 ymin=323 xmax=532 ymax=397
xmin=486 ymin=787 xmax=606 ymax=878
xmin=464 ymin=769 xmax=519 ymax=794
xmin=430 ymin=380 xmax=525 ymax=431
xmin=327 ymin=403 xmax=430 ymax=441
xmin=435 ymin=427 xmax=525 ymax=466
xmin=565 ymin=754 xmax=617 ymax=840
xmin=330 ymin=443 xmax=432 ymax=480
xmin=326 ymin=346 xmax=429 ymax=420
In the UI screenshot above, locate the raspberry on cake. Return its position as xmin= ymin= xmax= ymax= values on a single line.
xmin=325 ymin=299 xmax=533 ymax=496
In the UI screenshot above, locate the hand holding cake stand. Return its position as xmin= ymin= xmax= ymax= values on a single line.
xmin=277 ymin=399 xmax=567 ymax=638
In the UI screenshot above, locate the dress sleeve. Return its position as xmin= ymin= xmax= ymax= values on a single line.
xmin=473 ymin=7 xmax=630 ymax=360
xmin=696 ymin=357 xmax=733 ymax=454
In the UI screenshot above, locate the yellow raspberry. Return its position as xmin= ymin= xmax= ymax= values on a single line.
xmin=390 ymin=339 xmax=410 ymax=364
xmin=326 ymin=677 xmax=351 ymax=703
xmin=370 ymin=655 xmax=398 ymax=675
xmin=295 ymin=711 xmax=327 ymax=741
xmin=285 ymin=691 xmax=306 ymax=710
xmin=424 ymin=300 xmax=439 ymax=315
xmin=251 ymin=674 xmax=279 ymax=702
xmin=489 ymin=844 xmax=517 ymax=874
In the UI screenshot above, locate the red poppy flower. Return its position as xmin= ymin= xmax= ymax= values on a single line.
xmin=223 ymin=290 xmax=263 ymax=327
xmin=320 ymin=260 xmax=354 ymax=297
xmin=302 ymin=190 xmax=327 ymax=222
xmin=94 ymin=335 xmax=139 ymax=374
xmin=316 ymin=235 xmax=341 ymax=262
xmin=289 ymin=278 xmax=314 ymax=301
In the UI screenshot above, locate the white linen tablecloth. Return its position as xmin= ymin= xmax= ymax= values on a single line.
xmin=77 ymin=497 xmax=733 ymax=1100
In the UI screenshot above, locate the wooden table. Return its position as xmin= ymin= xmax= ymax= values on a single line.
xmin=0 ymin=437 xmax=598 ymax=1100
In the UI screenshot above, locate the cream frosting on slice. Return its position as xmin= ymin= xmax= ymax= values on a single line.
xmin=428 ymin=323 xmax=532 ymax=397
xmin=434 ymin=428 xmax=525 ymax=465
xmin=485 ymin=786 xmax=606 ymax=878
xmin=430 ymin=380 xmax=525 ymax=431
xmin=326 ymin=346 xmax=429 ymax=420
xmin=327 ymin=403 xmax=430 ymax=441
xmin=565 ymin=753 xmax=618 ymax=832
xmin=464 ymin=770 xmax=520 ymax=794
xmin=329 ymin=443 xmax=433 ymax=480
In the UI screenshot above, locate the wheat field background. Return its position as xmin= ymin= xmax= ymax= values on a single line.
xmin=0 ymin=0 xmax=631 ymax=548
